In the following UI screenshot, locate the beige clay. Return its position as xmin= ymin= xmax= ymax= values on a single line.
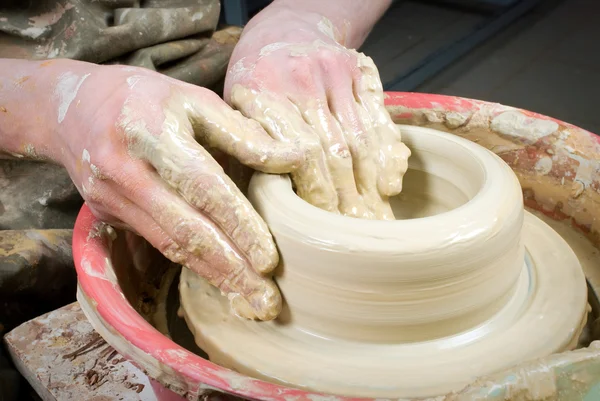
xmin=179 ymin=126 xmax=588 ymax=399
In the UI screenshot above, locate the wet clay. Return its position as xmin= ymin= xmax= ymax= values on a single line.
xmin=179 ymin=126 xmax=588 ymax=398
xmin=528 ymin=209 xmax=599 ymax=283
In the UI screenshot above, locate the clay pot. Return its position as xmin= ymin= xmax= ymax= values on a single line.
xmin=248 ymin=126 xmax=525 ymax=342
xmin=179 ymin=125 xmax=586 ymax=398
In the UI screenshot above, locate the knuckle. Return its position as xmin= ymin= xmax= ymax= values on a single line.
xmin=169 ymin=216 xmax=192 ymax=241
xmin=157 ymin=238 xmax=186 ymax=264
xmin=289 ymin=60 xmax=317 ymax=92
xmin=82 ymin=181 xmax=103 ymax=203
xmin=299 ymin=137 xmax=323 ymax=158
xmin=357 ymin=52 xmax=377 ymax=71
xmin=224 ymin=264 xmax=247 ymax=288
xmin=110 ymin=162 xmax=138 ymax=188
xmin=355 ymin=131 xmax=370 ymax=149
xmin=329 ymin=141 xmax=351 ymax=159
xmin=86 ymin=204 xmax=109 ymax=220
xmin=316 ymin=47 xmax=337 ymax=61
xmin=345 ymin=120 xmax=370 ymax=147
xmin=316 ymin=48 xmax=342 ymax=72
xmin=178 ymin=171 xmax=237 ymax=220
xmin=81 ymin=147 xmax=115 ymax=181
xmin=199 ymin=85 xmax=223 ymax=100
xmin=86 ymin=204 xmax=121 ymax=227
xmin=177 ymin=174 xmax=213 ymax=209
xmin=223 ymin=213 xmax=242 ymax=238
xmin=171 ymin=220 xmax=214 ymax=256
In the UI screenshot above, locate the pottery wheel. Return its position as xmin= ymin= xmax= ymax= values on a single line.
xmin=179 ymin=126 xmax=589 ymax=399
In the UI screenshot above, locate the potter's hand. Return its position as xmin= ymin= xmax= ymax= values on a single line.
xmin=0 ymin=59 xmax=302 ymax=320
xmin=224 ymin=6 xmax=410 ymax=220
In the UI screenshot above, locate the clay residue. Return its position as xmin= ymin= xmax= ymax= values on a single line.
xmin=387 ymin=98 xmax=600 ymax=250
xmin=446 ymin=341 xmax=600 ymax=400
xmin=490 ymin=110 xmax=559 ymax=143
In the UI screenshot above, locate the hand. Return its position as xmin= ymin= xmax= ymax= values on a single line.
xmin=53 ymin=62 xmax=303 ymax=320
xmin=224 ymin=8 xmax=411 ymax=220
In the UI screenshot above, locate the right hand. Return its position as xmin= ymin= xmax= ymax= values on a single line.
xmin=224 ymin=9 xmax=411 ymax=220
xmin=52 ymin=62 xmax=303 ymax=320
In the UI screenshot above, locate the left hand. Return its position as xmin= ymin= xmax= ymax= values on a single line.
xmin=224 ymin=8 xmax=411 ymax=220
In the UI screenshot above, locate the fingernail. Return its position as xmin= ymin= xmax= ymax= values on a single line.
xmin=251 ymin=240 xmax=280 ymax=274
xmin=229 ymin=294 xmax=257 ymax=319
xmin=229 ymin=280 xmax=282 ymax=321
xmin=379 ymin=177 xmax=403 ymax=197
xmin=254 ymin=280 xmax=283 ymax=320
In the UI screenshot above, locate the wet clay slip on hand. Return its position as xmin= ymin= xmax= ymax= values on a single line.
xmin=179 ymin=125 xmax=588 ymax=399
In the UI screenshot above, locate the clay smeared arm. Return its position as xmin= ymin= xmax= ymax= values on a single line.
xmin=0 ymin=58 xmax=85 ymax=162
xmin=249 ymin=0 xmax=393 ymax=49
xmin=0 ymin=58 xmax=300 ymax=321
xmin=224 ymin=0 xmax=410 ymax=220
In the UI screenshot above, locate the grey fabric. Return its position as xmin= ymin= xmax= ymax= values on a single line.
xmin=0 ymin=0 xmax=240 ymax=89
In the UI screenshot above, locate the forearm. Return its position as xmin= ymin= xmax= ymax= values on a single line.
xmin=248 ymin=0 xmax=392 ymax=49
xmin=0 ymin=58 xmax=95 ymax=162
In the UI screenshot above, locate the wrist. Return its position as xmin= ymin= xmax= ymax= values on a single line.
xmin=248 ymin=0 xmax=391 ymax=49
xmin=244 ymin=5 xmax=343 ymax=45
xmin=0 ymin=59 xmax=98 ymax=164
xmin=230 ymin=5 xmax=344 ymax=73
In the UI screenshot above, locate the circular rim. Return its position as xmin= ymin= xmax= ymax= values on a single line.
xmin=73 ymin=92 xmax=600 ymax=401
xmin=249 ymin=126 xmax=521 ymax=252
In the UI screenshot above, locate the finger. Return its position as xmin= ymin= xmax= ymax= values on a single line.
xmin=229 ymin=85 xmax=339 ymax=213
xmin=289 ymin=89 xmax=372 ymax=219
xmin=354 ymin=53 xmax=411 ymax=196
xmin=82 ymin=178 xmax=188 ymax=265
xmin=177 ymin=85 xmax=304 ymax=174
xmin=82 ymin=176 xmax=140 ymax=232
xmin=325 ymin=73 xmax=395 ymax=220
xmin=121 ymin=128 xmax=279 ymax=276
xmin=95 ymin=172 xmax=282 ymax=321
xmin=132 ymin=208 xmax=282 ymax=322
xmin=86 ymin=207 xmax=137 ymax=233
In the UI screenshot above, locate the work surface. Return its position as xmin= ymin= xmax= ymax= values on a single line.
xmin=3 ymin=302 xmax=239 ymax=401
xmin=6 ymin=298 xmax=600 ymax=400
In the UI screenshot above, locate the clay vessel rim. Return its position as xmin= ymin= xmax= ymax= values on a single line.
xmin=249 ymin=126 xmax=523 ymax=247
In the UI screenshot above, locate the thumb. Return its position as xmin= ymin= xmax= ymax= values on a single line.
xmin=179 ymin=87 xmax=304 ymax=174
xmin=229 ymin=278 xmax=282 ymax=321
